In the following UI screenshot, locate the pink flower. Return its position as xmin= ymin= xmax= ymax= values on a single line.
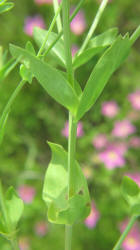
xmin=101 ymin=101 xmax=119 ymax=118
xmin=84 ymin=202 xmax=99 ymax=228
xmin=18 ymin=185 xmax=35 ymax=204
xmin=61 ymin=121 xmax=84 ymax=138
xmin=129 ymin=137 xmax=140 ymax=148
xmin=112 ymin=120 xmax=136 ymax=138
xmin=34 ymin=0 xmax=61 ymax=5
xmin=99 ymin=148 xmax=125 ymax=169
xmin=119 ymin=220 xmax=140 ymax=250
xmin=19 ymin=237 xmax=29 ymax=250
xmin=34 ymin=221 xmax=48 ymax=237
xmin=107 ymin=141 xmax=128 ymax=156
xmin=71 ymin=44 xmax=79 ymax=57
xmin=24 ymin=15 xmax=45 ymax=36
xmin=70 ymin=8 xmax=86 ymax=35
xmin=125 ymin=173 xmax=140 ymax=187
xmin=128 ymin=90 xmax=140 ymax=110
xmin=92 ymin=134 xmax=107 ymax=149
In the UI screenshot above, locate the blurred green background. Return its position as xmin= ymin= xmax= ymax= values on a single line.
xmin=0 ymin=0 xmax=140 ymax=249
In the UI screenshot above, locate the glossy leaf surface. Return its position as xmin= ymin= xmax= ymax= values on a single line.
xmin=122 ymin=176 xmax=139 ymax=197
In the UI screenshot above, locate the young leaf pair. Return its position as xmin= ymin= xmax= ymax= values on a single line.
xmin=0 ymin=0 xmax=14 ymax=14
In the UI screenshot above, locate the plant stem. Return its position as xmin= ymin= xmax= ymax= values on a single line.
xmin=113 ymin=215 xmax=138 ymax=250
xmin=130 ymin=25 xmax=140 ymax=45
xmin=0 ymin=79 xmax=26 ymax=144
xmin=37 ymin=1 xmax=62 ymax=57
xmin=43 ymin=0 xmax=85 ymax=58
xmin=77 ymin=0 xmax=108 ymax=56
xmin=53 ymin=0 xmax=62 ymax=33
xmin=10 ymin=238 xmax=19 ymax=250
xmin=65 ymin=225 xmax=72 ymax=250
xmin=62 ymin=0 xmax=78 ymax=249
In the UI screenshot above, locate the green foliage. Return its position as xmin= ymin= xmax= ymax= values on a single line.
xmin=33 ymin=27 xmax=65 ymax=67
xmin=5 ymin=187 xmax=24 ymax=228
xmin=0 ymin=0 xmax=14 ymax=14
xmin=75 ymin=34 xmax=131 ymax=121
xmin=43 ymin=142 xmax=90 ymax=225
xmin=9 ymin=44 xmax=79 ymax=115
xmin=122 ymin=176 xmax=139 ymax=197
xmin=89 ymin=28 xmax=118 ymax=47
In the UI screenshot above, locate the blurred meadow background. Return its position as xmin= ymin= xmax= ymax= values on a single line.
xmin=0 ymin=0 xmax=140 ymax=249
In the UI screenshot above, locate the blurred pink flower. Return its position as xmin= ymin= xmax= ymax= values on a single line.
xmin=34 ymin=0 xmax=61 ymax=5
xmin=82 ymin=166 xmax=93 ymax=179
xmin=99 ymin=148 xmax=125 ymax=169
xmin=84 ymin=202 xmax=99 ymax=228
xmin=61 ymin=121 xmax=84 ymax=138
xmin=70 ymin=8 xmax=86 ymax=35
xmin=19 ymin=237 xmax=30 ymax=250
xmin=119 ymin=220 xmax=140 ymax=250
xmin=24 ymin=15 xmax=45 ymax=36
xmin=71 ymin=44 xmax=79 ymax=57
xmin=34 ymin=221 xmax=48 ymax=237
xmin=129 ymin=137 xmax=140 ymax=148
xmin=107 ymin=141 xmax=128 ymax=156
xmin=92 ymin=134 xmax=107 ymax=149
xmin=128 ymin=90 xmax=140 ymax=110
xmin=101 ymin=101 xmax=119 ymax=118
xmin=112 ymin=120 xmax=136 ymax=138
xmin=125 ymin=173 xmax=140 ymax=187
xmin=18 ymin=185 xmax=35 ymax=204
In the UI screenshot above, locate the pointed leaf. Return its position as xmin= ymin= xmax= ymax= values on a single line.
xmin=5 ymin=187 xmax=24 ymax=228
xmin=0 ymin=58 xmax=17 ymax=81
xmin=73 ymin=47 xmax=105 ymax=69
xmin=43 ymin=143 xmax=90 ymax=225
xmin=75 ymin=35 xmax=130 ymax=121
xmin=89 ymin=28 xmax=118 ymax=48
xmin=122 ymin=176 xmax=139 ymax=197
xmin=33 ymin=27 xmax=65 ymax=67
xmin=9 ymin=44 xmax=79 ymax=114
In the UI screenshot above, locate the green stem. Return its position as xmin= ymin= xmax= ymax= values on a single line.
xmin=43 ymin=0 xmax=85 ymax=58
xmin=62 ymin=0 xmax=78 ymax=249
xmin=37 ymin=2 xmax=62 ymax=57
xmin=113 ymin=215 xmax=138 ymax=250
xmin=0 ymin=79 xmax=26 ymax=144
xmin=65 ymin=225 xmax=72 ymax=250
xmin=53 ymin=0 xmax=62 ymax=33
xmin=10 ymin=238 xmax=19 ymax=250
xmin=130 ymin=25 xmax=140 ymax=46
xmin=78 ymin=0 xmax=108 ymax=55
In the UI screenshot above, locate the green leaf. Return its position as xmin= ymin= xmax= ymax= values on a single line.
xmin=0 ymin=2 xmax=14 ymax=14
xmin=89 ymin=28 xmax=118 ymax=48
xmin=33 ymin=27 xmax=65 ymax=67
xmin=73 ymin=47 xmax=105 ymax=69
xmin=43 ymin=143 xmax=90 ymax=225
xmin=5 ymin=187 xmax=24 ymax=228
xmin=9 ymin=44 xmax=79 ymax=114
xmin=25 ymin=41 xmax=36 ymax=56
xmin=122 ymin=176 xmax=139 ymax=197
xmin=75 ymin=35 xmax=130 ymax=121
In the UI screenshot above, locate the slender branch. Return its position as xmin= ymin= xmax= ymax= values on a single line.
xmin=43 ymin=0 xmax=85 ymax=58
xmin=65 ymin=225 xmax=72 ymax=250
xmin=0 ymin=181 xmax=11 ymax=232
xmin=62 ymin=0 xmax=78 ymax=249
xmin=77 ymin=0 xmax=108 ymax=56
xmin=37 ymin=1 xmax=62 ymax=57
xmin=0 ymin=79 xmax=26 ymax=144
xmin=130 ymin=25 xmax=140 ymax=45
xmin=53 ymin=0 xmax=62 ymax=33
xmin=113 ymin=216 xmax=138 ymax=250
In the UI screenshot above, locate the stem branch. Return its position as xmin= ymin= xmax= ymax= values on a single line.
xmin=113 ymin=216 xmax=138 ymax=250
